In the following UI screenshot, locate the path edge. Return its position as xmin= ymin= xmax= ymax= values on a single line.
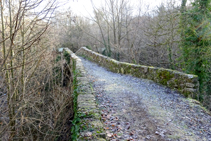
xmin=76 ymin=47 xmax=199 ymax=99
xmin=64 ymin=48 xmax=106 ymax=141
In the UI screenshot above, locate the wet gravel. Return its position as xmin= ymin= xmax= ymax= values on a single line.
xmin=80 ymin=57 xmax=211 ymax=141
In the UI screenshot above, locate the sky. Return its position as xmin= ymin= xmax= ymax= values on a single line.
xmin=57 ymin=0 xmax=194 ymax=17
xmin=58 ymin=0 xmax=179 ymax=17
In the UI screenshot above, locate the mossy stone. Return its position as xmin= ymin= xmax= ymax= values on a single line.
xmin=156 ymin=69 xmax=174 ymax=85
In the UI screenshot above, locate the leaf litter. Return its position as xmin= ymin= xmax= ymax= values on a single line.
xmin=80 ymin=57 xmax=211 ymax=141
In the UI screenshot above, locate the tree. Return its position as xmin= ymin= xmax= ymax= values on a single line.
xmin=180 ymin=0 xmax=188 ymax=67
xmin=89 ymin=0 xmax=134 ymax=59
xmin=0 ymin=0 xmax=62 ymax=139
xmin=141 ymin=2 xmax=180 ymax=69
xmin=182 ymin=0 xmax=211 ymax=101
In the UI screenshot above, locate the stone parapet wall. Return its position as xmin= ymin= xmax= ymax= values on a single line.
xmin=64 ymin=48 xmax=106 ymax=141
xmin=76 ymin=47 xmax=199 ymax=98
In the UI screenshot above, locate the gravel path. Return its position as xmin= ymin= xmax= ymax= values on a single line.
xmin=80 ymin=57 xmax=211 ymax=141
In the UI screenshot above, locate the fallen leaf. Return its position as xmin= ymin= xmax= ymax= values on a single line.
xmin=111 ymin=123 xmax=116 ymax=127
xmin=102 ymin=118 xmax=106 ymax=121
xmin=106 ymin=130 xmax=110 ymax=134
xmin=114 ymin=117 xmax=119 ymax=120
xmin=130 ymin=132 xmax=134 ymax=136
xmin=85 ymin=132 xmax=92 ymax=137
xmin=117 ymin=128 xmax=121 ymax=132
xmin=107 ymin=133 xmax=113 ymax=138
xmin=126 ymin=125 xmax=130 ymax=130
xmin=107 ymin=114 xmax=111 ymax=119
xmin=104 ymin=127 xmax=109 ymax=130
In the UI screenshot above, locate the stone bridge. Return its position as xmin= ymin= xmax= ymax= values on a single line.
xmin=65 ymin=47 xmax=211 ymax=141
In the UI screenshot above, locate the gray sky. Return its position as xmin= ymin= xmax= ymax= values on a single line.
xmin=58 ymin=0 xmax=194 ymax=17
xmin=59 ymin=0 xmax=180 ymax=16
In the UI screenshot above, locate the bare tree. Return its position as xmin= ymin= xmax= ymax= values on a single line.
xmin=0 ymin=0 xmax=74 ymax=140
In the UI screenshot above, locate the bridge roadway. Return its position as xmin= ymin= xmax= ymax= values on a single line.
xmin=80 ymin=57 xmax=211 ymax=141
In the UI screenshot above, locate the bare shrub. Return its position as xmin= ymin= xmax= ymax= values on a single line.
xmin=0 ymin=0 xmax=74 ymax=140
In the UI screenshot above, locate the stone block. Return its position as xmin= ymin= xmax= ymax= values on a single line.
xmin=186 ymin=83 xmax=195 ymax=88
xmin=91 ymin=120 xmax=104 ymax=129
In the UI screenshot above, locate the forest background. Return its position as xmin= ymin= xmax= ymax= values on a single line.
xmin=0 ymin=0 xmax=211 ymax=140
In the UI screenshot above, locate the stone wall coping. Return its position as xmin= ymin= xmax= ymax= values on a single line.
xmin=64 ymin=48 xmax=106 ymax=141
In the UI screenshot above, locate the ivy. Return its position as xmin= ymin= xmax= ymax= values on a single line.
xmin=70 ymin=59 xmax=80 ymax=141
xmin=181 ymin=0 xmax=211 ymax=102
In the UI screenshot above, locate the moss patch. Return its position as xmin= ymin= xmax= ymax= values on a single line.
xmin=119 ymin=63 xmax=133 ymax=74
xmin=157 ymin=70 xmax=174 ymax=85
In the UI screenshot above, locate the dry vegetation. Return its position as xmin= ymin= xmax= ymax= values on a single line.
xmin=0 ymin=50 xmax=73 ymax=140
xmin=0 ymin=0 xmax=74 ymax=140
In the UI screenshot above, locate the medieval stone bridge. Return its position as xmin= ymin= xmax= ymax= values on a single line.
xmin=66 ymin=47 xmax=211 ymax=141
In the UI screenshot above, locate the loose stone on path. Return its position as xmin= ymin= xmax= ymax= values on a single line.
xmin=80 ymin=57 xmax=211 ymax=141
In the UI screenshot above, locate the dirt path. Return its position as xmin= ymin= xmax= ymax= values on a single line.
xmin=80 ymin=57 xmax=211 ymax=141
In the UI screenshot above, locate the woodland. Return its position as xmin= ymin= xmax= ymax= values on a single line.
xmin=59 ymin=0 xmax=211 ymax=109
xmin=0 ymin=0 xmax=211 ymax=140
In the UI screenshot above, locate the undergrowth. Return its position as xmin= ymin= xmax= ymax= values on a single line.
xmin=0 ymin=50 xmax=74 ymax=140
